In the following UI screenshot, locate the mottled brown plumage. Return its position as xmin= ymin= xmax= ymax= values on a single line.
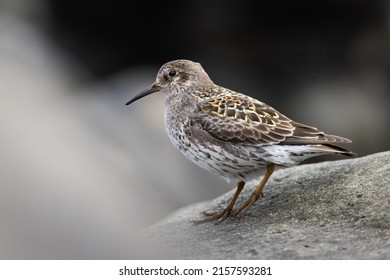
xmin=126 ymin=59 xmax=355 ymax=224
xmin=192 ymin=87 xmax=352 ymax=147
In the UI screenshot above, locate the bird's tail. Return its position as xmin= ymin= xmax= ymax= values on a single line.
xmin=307 ymin=144 xmax=357 ymax=157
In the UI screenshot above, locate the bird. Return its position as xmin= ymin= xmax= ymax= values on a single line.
xmin=126 ymin=59 xmax=355 ymax=224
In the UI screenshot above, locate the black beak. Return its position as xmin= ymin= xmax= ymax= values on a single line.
xmin=126 ymin=83 xmax=161 ymax=105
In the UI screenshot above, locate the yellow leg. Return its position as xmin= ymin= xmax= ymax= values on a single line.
xmin=233 ymin=164 xmax=275 ymax=216
xmin=195 ymin=181 xmax=245 ymax=224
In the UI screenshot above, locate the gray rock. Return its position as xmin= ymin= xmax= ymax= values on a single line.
xmin=133 ymin=151 xmax=390 ymax=259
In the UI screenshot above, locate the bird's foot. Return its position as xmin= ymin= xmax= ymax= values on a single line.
xmin=195 ymin=207 xmax=234 ymax=225
xmin=195 ymin=181 xmax=246 ymax=225
xmin=232 ymin=192 xmax=263 ymax=217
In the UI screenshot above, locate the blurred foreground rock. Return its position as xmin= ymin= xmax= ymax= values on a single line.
xmin=135 ymin=151 xmax=390 ymax=259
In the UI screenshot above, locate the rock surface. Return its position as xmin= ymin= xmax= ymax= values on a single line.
xmin=134 ymin=151 xmax=390 ymax=259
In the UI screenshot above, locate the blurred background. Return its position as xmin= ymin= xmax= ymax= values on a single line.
xmin=0 ymin=0 xmax=389 ymax=258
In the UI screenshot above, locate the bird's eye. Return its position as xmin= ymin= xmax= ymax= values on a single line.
xmin=168 ymin=70 xmax=177 ymax=77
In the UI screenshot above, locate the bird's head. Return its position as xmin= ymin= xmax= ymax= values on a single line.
xmin=126 ymin=59 xmax=213 ymax=105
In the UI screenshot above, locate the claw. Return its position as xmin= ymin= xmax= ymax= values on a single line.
xmin=194 ymin=208 xmax=233 ymax=224
xmin=194 ymin=165 xmax=274 ymax=224
xmin=233 ymin=165 xmax=274 ymax=216
xmin=202 ymin=209 xmax=221 ymax=217
xmin=232 ymin=192 xmax=261 ymax=216
xmin=195 ymin=181 xmax=245 ymax=224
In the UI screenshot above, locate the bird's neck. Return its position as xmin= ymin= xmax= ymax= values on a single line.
xmin=164 ymin=90 xmax=196 ymax=127
xmin=165 ymin=89 xmax=196 ymax=109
